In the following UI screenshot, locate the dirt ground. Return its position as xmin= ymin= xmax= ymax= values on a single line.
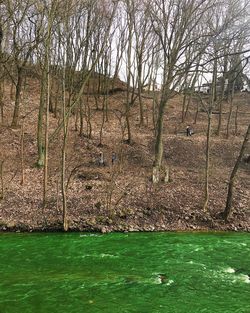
xmin=0 ymin=77 xmax=249 ymax=232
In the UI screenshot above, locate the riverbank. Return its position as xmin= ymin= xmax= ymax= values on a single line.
xmin=0 ymin=205 xmax=249 ymax=233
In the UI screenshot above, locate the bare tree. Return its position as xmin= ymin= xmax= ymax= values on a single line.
xmin=150 ymin=0 xmax=214 ymax=183
xmin=1 ymin=0 xmax=44 ymax=127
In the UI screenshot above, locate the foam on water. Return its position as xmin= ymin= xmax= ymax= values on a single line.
xmin=80 ymin=234 xmax=101 ymax=237
xmin=80 ymin=253 xmax=119 ymax=259
xmin=238 ymin=274 xmax=250 ymax=284
xmin=224 ymin=267 xmax=235 ymax=273
xmin=100 ymin=253 xmax=119 ymax=258
xmin=221 ymin=267 xmax=250 ymax=284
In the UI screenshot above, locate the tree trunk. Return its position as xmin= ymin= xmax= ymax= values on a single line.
xmin=11 ymin=67 xmax=23 ymax=127
xmin=99 ymin=96 xmax=106 ymax=146
xmin=153 ymin=93 xmax=168 ymax=183
xmin=86 ymin=89 xmax=92 ymax=138
xmin=0 ymin=30 xmax=4 ymax=124
xmin=234 ymin=105 xmax=239 ymax=136
xmin=62 ymin=66 xmax=69 ymax=232
xmin=226 ymin=81 xmax=235 ymax=138
xmin=203 ymin=59 xmax=217 ymax=211
xmin=217 ymin=55 xmax=228 ymax=135
xmin=138 ymin=57 xmax=144 ymax=126
xmin=0 ymin=80 xmax=4 ymax=124
xmin=37 ymin=68 xmax=46 ymax=168
xmin=216 ymin=100 xmax=223 ymax=135
xmin=181 ymin=93 xmax=187 ymax=123
xmin=79 ymin=98 xmax=84 ymax=136
xmin=74 ymin=105 xmax=79 ymax=131
xmin=0 ymin=160 xmax=3 ymax=199
xmin=183 ymin=94 xmax=193 ymax=121
xmin=203 ymin=112 xmax=212 ymax=211
xmin=125 ymin=5 xmax=133 ymax=144
xmin=194 ymin=99 xmax=199 ymax=124
xmin=43 ymin=61 xmax=50 ymax=210
xmin=20 ymin=122 xmax=24 ymax=185
xmin=223 ymin=124 xmax=249 ymax=220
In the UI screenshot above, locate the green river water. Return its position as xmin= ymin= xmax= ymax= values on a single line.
xmin=0 ymin=232 xmax=249 ymax=313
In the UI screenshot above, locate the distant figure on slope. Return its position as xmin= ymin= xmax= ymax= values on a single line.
xmin=111 ymin=152 xmax=117 ymax=165
xmin=186 ymin=125 xmax=194 ymax=136
xmin=98 ymin=152 xmax=105 ymax=166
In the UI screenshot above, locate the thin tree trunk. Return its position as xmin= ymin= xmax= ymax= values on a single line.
xmin=181 ymin=93 xmax=187 ymax=123
xmin=203 ymin=112 xmax=212 ymax=211
xmin=223 ymin=124 xmax=249 ymax=220
xmin=203 ymin=59 xmax=217 ymax=211
xmin=62 ymin=64 xmax=68 ymax=232
xmin=194 ymin=99 xmax=199 ymax=124
xmin=37 ymin=68 xmax=46 ymax=167
xmin=43 ymin=58 xmax=50 ymax=210
xmin=86 ymin=88 xmax=92 ymax=138
xmin=226 ymin=81 xmax=235 ymax=138
xmin=234 ymin=105 xmax=239 ymax=136
xmin=54 ymin=79 xmax=60 ymax=118
xmin=20 ymin=122 xmax=24 ymax=185
xmin=74 ymin=105 xmax=79 ymax=131
xmin=183 ymin=94 xmax=193 ymax=121
xmin=138 ymin=58 xmax=144 ymax=126
xmin=217 ymin=55 xmax=228 ymax=136
xmin=10 ymin=82 xmax=15 ymax=100
xmin=0 ymin=25 xmax=3 ymax=124
xmin=153 ymin=94 xmax=168 ymax=183
xmin=125 ymin=5 xmax=133 ymax=144
xmin=183 ymin=62 xmax=199 ymax=123
xmin=79 ymin=98 xmax=84 ymax=136
xmin=11 ymin=68 xmax=23 ymax=127
xmin=216 ymin=100 xmax=223 ymax=135
xmin=56 ymin=178 xmax=59 ymax=213
xmin=42 ymin=4 xmax=54 ymax=209
xmin=0 ymin=160 xmax=3 ymax=199
xmin=0 ymin=25 xmax=4 ymax=123
xmin=99 ymin=95 xmax=106 ymax=146
xmin=0 ymin=80 xmax=4 ymax=124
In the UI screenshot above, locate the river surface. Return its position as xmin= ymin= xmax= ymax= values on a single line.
xmin=0 ymin=232 xmax=249 ymax=313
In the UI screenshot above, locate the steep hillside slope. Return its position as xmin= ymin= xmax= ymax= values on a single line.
xmin=0 ymin=78 xmax=249 ymax=232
